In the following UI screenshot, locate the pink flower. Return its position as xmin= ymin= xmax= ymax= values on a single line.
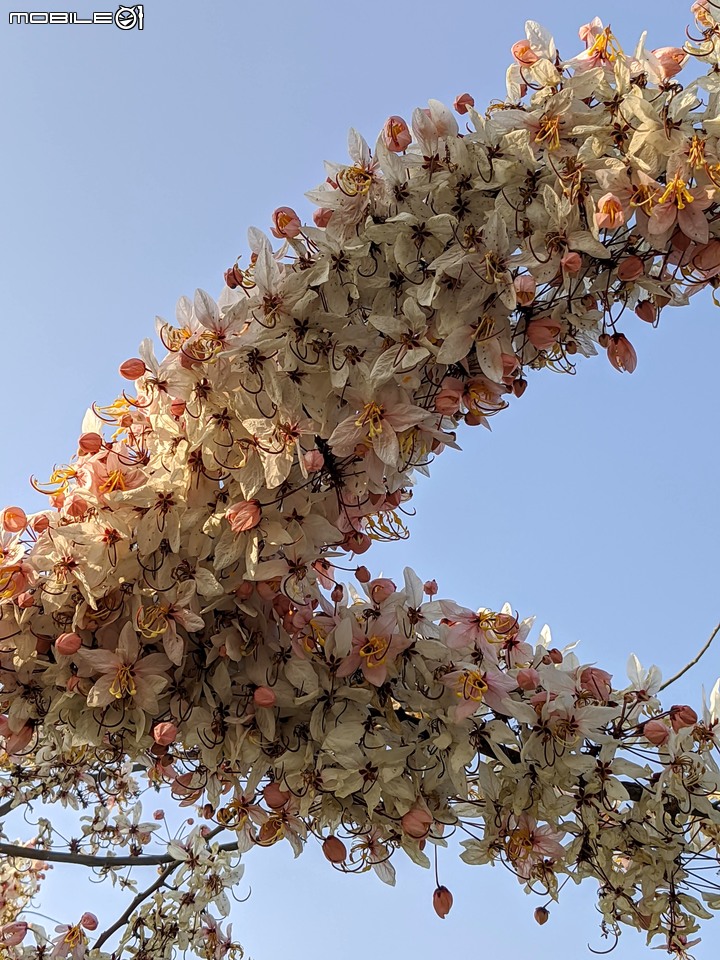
xmin=1 ymin=921 xmax=29 ymax=947
xmin=336 ymin=616 xmax=410 ymax=686
xmin=514 ymin=275 xmax=536 ymax=306
xmin=226 ymin=499 xmax=262 ymax=533
xmin=504 ymin=813 xmax=565 ymax=879
xmin=594 ymin=192 xmax=625 ymax=230
xmin=271 ymin=206 xmax=302 ymax=239
xmin=50 ymin=923 xmax=87 ymax=960
xmin=368 ymin=577 xmax=396 ymax=604
xmin=254 ymin=686 xmax=276 ymax=708
xmin=381 ymin=116 xmax=412 ymax=153
xmin=579 ymin=666 xmax=612 ymax=702
xmin=329 ymin=386 xmax=430 ymax=466
xmin=76 ymin=623 xmax=170 ymax=713
xmin=651 ymin=46 xmax=687 ymax=80
xmin=648 ymin=171 xmax=714 ymax=244
xmin=511 ymin=40 xmax=539 ymax=65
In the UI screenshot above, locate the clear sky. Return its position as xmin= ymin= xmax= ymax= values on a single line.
xmin=2 ymin=0 xmax=720 ymax=957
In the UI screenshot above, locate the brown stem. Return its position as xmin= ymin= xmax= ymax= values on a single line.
xmin=659 ymin=621 xmax=720 ymax=692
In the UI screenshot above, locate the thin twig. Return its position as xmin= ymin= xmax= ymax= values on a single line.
xmin=659 ymin=621 xmax=720 ymax=692
xmin=93 ymin=862 xmax=178 ymax=950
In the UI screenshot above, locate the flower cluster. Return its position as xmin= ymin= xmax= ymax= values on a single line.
xmin=3 ymin=4 xmax=720 ymax=957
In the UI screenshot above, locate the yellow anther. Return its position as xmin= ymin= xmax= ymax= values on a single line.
xmin=109 ymin=664 xmax=137 ymax=699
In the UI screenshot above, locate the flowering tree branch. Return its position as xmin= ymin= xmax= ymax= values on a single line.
xmin=659 ymin=621 xmax=720 ymax=692
xmin=2 ymin=3 xmax=720 ymax=959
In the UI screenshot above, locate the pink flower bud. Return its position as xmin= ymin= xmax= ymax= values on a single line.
xmin=31 ymin=513 xmax=50 ymax=533
xmin=343 ymin=530 xmax=371 ymax=554
xmin=153 ymin=809 xmax=165 ymax=820
xmin=516 ymin=667 xmax=540 ymax=691
xmin=635 ymin=301 xmax=657 ymax=324
xmin=263 ymin=781 xmax=290 ymax=809
xmin=526 ymin=317 xmax=561 ymax=351
xmin=382 ymin=115 xmax=412 ymax=153
xmin=579 ymin=666 xmax=613 ymax=702
xmin=0 ymin=921 xmax=29 ymax=946
xmin=433 ymin=885 xmax=454 ymax=919
xmin=119 ymin=358 xmax=147 ymax=380
xmin=401 ymin=806 xmax=433 ymax=839
xmin=453 ymin=93 xmax=474 ymax=115
xmin=617 ymin=256 xmax=645 ymax=282
xmin=254 ymin=686 xmax=276 ymax=708
xmin=606 ymin=333 xmax=637 ymax=373
xmin=331 ymin=583 xmax=344 ymax=603
xmin=560 ymin=251 xmax=582 ymax=275
xmin=423 ymin=579 xmax=438 ymax=597
xmin=355 ymin=565 xmax=371 ymax=583
xmin=511 ymin=40 xmax=539 ymax=65
xmin=170 ymin=398 xmax=186 ymax=418
xmin=670 ymin=704 xmax=698 ymax=732
xmin=80 ymin=913 xmax=98 ymax=931
xmin=322 ymin=835 xmax=348 ymax=863
xmin=78 ymin=432 xmax=103 ymax=455
xmin=312 ymin=207 xmax=334 ymax=228
xmin=16 ymin=591 xmax=35 ymax=608
xmin=271 ymin=206 xmax=302 ymax=239
xmin=2 ymin=506 xmax=27 ymax=533
xmin=303 ymin=449 xmax=325 ymax=473
xmin=514 ymin=274 xmax=536 ymax=306
xmin=369 ymin=578 xmax=396 ymax=604
xmin=651 ymin=47 xmax=687 ymax=80
xmin=226 ymin=499 xmax=262 ymax=533
xmin=55 ymin=633 xmax=82 ymax=656
xmin=548 ymin=648 xmax=563 ymax=664
xmin=534 ymin=906 xmax=550 ymax=925
xmin=224 ymin=264 xmax=244 ymax=289
xmin=643 ymin=719 xmax=670 ymax=745
xmin=152 ymin=722 xmax=178 ymax=746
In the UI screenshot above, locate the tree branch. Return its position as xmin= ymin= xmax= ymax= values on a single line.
xmin=659 ymin=621 xmax=720 ymax=692
xmin=0 ymin=836 xmax=239 ymax=868
xmin=93 ymin=861 xmax=178 ymax=951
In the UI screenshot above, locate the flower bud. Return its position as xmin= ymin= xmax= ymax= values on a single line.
xmin=55 ymin=633 xmax=82 ymax=656
xmin=635 ymin=300 xmax=657 ymax=324
xmin=651 ymin=46 xmax=687 ymax=80
xmin=170 ymin=398 xmax=186 ymax=418
xmin=560 ymin=251 xmax=582 ymax=274
xmin=453 ymin=93 xmax=474 ymax=115
xmin=254 ymin=686 xmax=276 ymax=708
xmin=78 ymin=432 xmax=103 ymax=455
xmin=31 ymin=513 xmax=50 ymax=533
xmin=263 ymin=781 xmax=290 ymax=809
xmin=331 ymin=583 xmax=344 ymax=603
xmin=356 ymin=565 xmax=371 ymax=583
xmin=643 ymin=719 xmax=669 ymax=745
xmin=152 ymin=722 xmax=178 ymax=746
xmin=548 ymin=648 xmax=563 ymax=664
xmin=534 ymin=906 xmax=550 ymax=925
xmin=2 ymin=506 xmax=27 ymax=533
xmin=516 ymin=667 xmax=540 ymax=691
xmin=224 ymin=264 xmax=244 ymax=289
xmin=80 ymin=913 xmax=99 ymax=931
xmin=606 ymin=333 xmax=637 ymax=373
xmin=670 ymin=704 xmax=698 ymax=732
xmin=343 ymin=531 xmax=371 ymax=554
xmin=423 ymin=579 xmax=438 ymax=597
xmin=617 ymin=256 xmax=644 ymax=282
xmin=271 ymin=206 xmax=302 ymax=239
xmin=526 ymin=317 xmax=561 ymax=351
xmin=312 ymin=207 xmax=334 ymax=228
xmin=402 ymin=806 xmax=433 ymax=839
xmin=119 ymin=358 xmax=146 ymax=380
xmin=226 ymin=499 xmax=262 ymax=533
xmin=322 ymin=835 xmax=348 ymax=863
xmin=382 ymin=116 xmax=412 ymax=153
xmin=579 ymin=666 xmax=612 ymax=702
xmin=433 ymin=885 xmax=454 ymax=918
xmin=512 ymin=378 xmax=528 ymax=398
xmin=16 ymin=591 xmax=35 ymax=608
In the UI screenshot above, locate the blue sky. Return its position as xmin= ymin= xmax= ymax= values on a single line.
xmin=2 ymin=0 xmax=720 ymax=956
